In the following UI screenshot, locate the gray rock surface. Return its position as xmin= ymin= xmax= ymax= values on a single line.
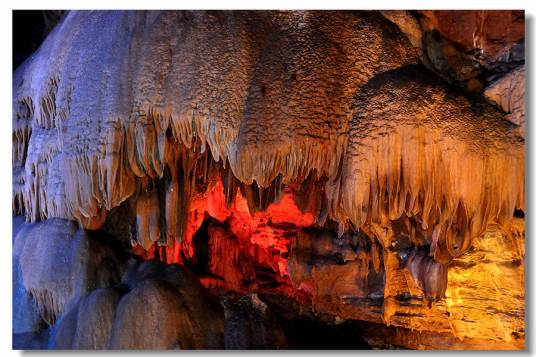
xmin=15 ymin=218 xmax=124 ymax=325
xmin=223 ymin=294 xmax=288 ymax=349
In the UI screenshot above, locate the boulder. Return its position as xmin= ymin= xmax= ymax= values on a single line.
xmin=16 ymin=219 xmax=125 ymax=325
xmin=223 ymin=294 xmax=287 ymax=349
xmin=109 ymin=278 xmax=224 ymax=349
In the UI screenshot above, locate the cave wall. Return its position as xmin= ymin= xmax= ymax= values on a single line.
xmin=12 ymin=10 xmax=525 ymax=350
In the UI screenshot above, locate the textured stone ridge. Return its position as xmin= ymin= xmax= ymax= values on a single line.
xmin=13 ymin=10 xmax=523 ymax=263
xmin=12 ymin=11 xmax=417 ymax=226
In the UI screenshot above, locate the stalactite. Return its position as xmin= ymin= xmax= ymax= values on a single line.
xmin=28 ymin=287 xmax=63 ymax=326
xmin=12 ymin=10 xmax=421 ymax=226
xmin=36 ymin=76 xmax=59 ymax=129
xmin=329 ymin=66 xmax=525 ymax=264
xmin=135 ymin=179 xmax=161 ymax=249
xmin=406 ymin=249 xmax=448 ymax=303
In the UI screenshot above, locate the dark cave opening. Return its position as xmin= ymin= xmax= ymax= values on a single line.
xmin=278 ymin=319 xmax=372 ymax=349
xmin=12 ymin=10 xmax=66 ymax=70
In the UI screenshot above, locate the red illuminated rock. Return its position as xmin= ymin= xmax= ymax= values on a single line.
xmin=419 ymin=10 xmax=524 ymax=69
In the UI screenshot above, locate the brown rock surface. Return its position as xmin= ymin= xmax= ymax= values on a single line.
xmin=286 ymin=218 xmax=525 ymax=349
xmin=484 ymin=66 xmax=525 ymax=135
xmin=380 ymin=11 xmax=423 ymax=51
xmin=380 ymin=10 xmax=524 ymax=96
xmin=109 ymin=279 xmax=224 ymax=349
xmin=419 ymin=10 xmax=524 ymax=68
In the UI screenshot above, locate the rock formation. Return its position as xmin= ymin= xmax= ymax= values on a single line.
xmin=12 ymin=10 xmax=525 ymax=350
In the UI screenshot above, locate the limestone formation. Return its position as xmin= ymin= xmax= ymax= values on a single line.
xmin=12 ymin=10 xmax=525 ymax=350
xmin=52 ymin=288 xmax=121 ymax=349
xmin=485 ymin=66 xmax=525 ymax=135
xmin=15 ymin=219 xmax=125 ymax=325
